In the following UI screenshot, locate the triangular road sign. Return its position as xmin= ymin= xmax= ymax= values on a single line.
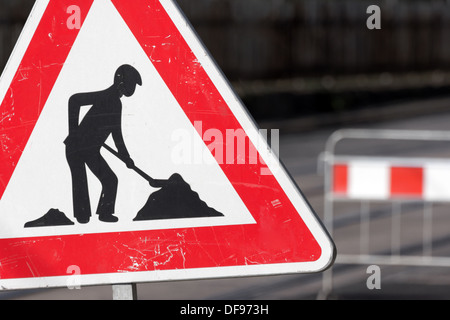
xmin=0 ymin=0 xmax=335 ymax=290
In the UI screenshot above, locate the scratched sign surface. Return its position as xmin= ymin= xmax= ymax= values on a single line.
xmin=0 ymin=0 xmax=334 ymax=290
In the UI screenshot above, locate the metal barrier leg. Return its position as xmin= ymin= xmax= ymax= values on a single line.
xmin=423 ymin=202 xmax=433 ymax=256
xmin=319 ymin=168 xmax=335 ymax=299
xmin=361 ymin=201 xmax=370 ymax=254
xmin=391 ymin=201 xmax=402 ymax=257
xmin=318 ymin=268 xmax=333 ymax=300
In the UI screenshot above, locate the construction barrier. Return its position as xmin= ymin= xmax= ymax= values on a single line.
xmin=320 ymin=129 xmax=450 ymax=297
xmin=332 ymin=157 xmax=450 ymax=202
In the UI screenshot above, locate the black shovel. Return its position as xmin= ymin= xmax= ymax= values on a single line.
xmin=102 ymin=143 xmax=170 ymax=188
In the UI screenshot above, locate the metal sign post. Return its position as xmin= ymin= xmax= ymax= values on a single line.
xmin=112 ymin=284 xmax=137 ymax=300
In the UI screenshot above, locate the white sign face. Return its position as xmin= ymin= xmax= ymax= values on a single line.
xmin=0 ymin=0 xmax=334 ymax=290
xmin=0 ymin=0 xmax=255 ymax=240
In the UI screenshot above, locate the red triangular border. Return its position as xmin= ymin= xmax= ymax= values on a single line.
xmin=0 ymin=0 xmax=332 ymax=284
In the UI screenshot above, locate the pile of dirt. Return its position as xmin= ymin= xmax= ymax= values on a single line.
xmin=134 ymin=173 xmax=224 ymax=221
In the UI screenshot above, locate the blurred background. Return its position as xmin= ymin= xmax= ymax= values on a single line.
xmin=2 ymin=0 xmax=450 ymax=300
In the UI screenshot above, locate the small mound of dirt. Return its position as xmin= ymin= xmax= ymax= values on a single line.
xmin=24 ymin=208 xmax=75 ymax=228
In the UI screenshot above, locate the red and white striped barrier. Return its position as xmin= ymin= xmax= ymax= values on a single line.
xmin=331 ymin=158 xmax=450 ymax=201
